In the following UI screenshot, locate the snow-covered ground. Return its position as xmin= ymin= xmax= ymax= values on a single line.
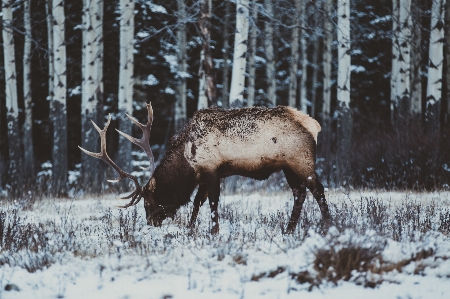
xmin=1 ymin=190 xmax=450 ymax=298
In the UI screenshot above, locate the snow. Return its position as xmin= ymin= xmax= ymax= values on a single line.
xmin=1 ymin=191 xmax=450 ymax=298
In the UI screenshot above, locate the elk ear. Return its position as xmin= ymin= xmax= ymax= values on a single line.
xmin=148 ymin=177 xmax=156 ymax=192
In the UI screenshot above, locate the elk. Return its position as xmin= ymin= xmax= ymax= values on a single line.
xmin=79 ymin=103 xmax=331 ymax=234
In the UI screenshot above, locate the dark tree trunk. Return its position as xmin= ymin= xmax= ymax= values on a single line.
xmin=6 ymin=113 xmax=23 ymax=196
xmin=336 ymin=104 xmax=353 ymax=186
xmin=81 ymin=110 xmax=102 ymax=194
xmin=52 ymin=101 xmax=68 ymax=196
xmin=117 ymin=111 xmax=133 ymax=191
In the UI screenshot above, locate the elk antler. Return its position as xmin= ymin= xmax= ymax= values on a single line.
xmin=116 ymin=103 xmax=155 ymax=173
xmin=79 ymin=103 xmax=155 ymax=208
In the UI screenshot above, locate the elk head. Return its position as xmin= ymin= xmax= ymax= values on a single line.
xmin=79 ymin=103 xmax=160 ymax=226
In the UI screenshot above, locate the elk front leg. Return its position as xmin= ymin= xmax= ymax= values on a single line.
xmin=205 ymin=173 xmax=221 ymax=234
xmin=189 ymin=184 xmax=208 ymax=227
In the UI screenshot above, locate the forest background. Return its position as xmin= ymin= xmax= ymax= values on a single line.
xmin=0 ymin=0 xmax=449 ymax=198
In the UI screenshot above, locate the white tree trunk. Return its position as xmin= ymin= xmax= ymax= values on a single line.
xmin=247 ymin=0 xmax=258 ymax=107
xmin=425 ymin=0 xmax=446 ymax=133
xmin=288 ymin=0 xmax=300 ymax=108
xmin=299 ymin=1 xmax=308 ymax=113
xmin=82 ymin=0 xmax=98 ymax=116
xmin=264 ymin=0 xmax=276 ymax=106
xmin=221 ymin=0 xmax=231 ymax=108
xmin=175 ymin=0 xmax=187 ymax=131
xmin=390 ymin=0 xmax=400 ymax=124
xmin=337 ymin=0 xmax=351 ymax=110
xmin=46 ymin=0 xmax=54 ymax=106
xmin=446 ymin=0 xmax=450 ymax=123
xmin=3 ymin=0 xmax=23 ymax=193
xmin=118 ymin=0 xmax=135 ymax=177
xmin=336 ymin=0 xmax=352 ymax=183
xmin=311 ymin=37 xmax=320 ymax=119
xmin=229 ymin=0 xmax=250 ymax=108
xmin=95 ymin=0 xmax=104 ymax=106
xmin=52 ymin=0 xmax=68 ymax=195
xmin=23 ymin=0 xmax=34 ymax=176
xmin=396 ymin=0 xmax=412 ymax=121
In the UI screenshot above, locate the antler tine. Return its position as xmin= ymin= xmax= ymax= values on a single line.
xmin=79 ymin=114 xmax=143 ymax=205
xmin=115 ymin=102 xmax=155 ymax=172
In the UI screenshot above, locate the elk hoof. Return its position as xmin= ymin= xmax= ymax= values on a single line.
xmin=211 ymin=225 xmax=220 ymax=235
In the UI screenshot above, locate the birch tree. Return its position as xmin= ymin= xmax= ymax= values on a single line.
xmin=390 ymin=0 xmax=400 ymax=124
xmin=117 ymin=0 xmax=135 ymax=176
xmin=264 ymin=0 xmax=276 ymax=106
xmin=396 ymin=0 xmax=411 ymax=123
xmin=445 ymin=0 xmax=450 ymax=125
xmin=229 ymin=0 xmax=250 ymax=108
xmin=81 ymin=0 xmax=103 ymax=193
xmin=197 ymin=0 xmax=217 ymax=109
xmin=425 ymin=0 xmax=446 ymax=133
xmin=175 ymin=0 xmax=187 ymax=131
xmin=46 ymin=0 xmax=54 ymax=106
xmin=247 ymin=0 xmax=259 ymax=107
xmin=336 ymin=0 xmax=352 ymax=182
xmin=2 ymin=0 xmax=23 ymax=195
xmin=288 ymin=0 xmax=301 ymax=108
xmin=23 ymin=0 xmax=34 ymax=177
xmin=52 ymin=0 xmax=68 ymax=195
xmin=221 ymin=0 xmax=231 ymax=108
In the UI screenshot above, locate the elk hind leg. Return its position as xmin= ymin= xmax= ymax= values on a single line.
xmin=305 ymin=173 xmax=331 ymax=225
xmin=283 ymin=168 xmax=307 ymax=234
xmin=189 ymin=184 xmax=208 ymax=227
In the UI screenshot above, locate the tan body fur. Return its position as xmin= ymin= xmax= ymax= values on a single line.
xmin=184 ymin=106 xmax=320 ymax=182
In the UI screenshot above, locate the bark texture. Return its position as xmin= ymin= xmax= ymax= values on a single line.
xmin=52 ymin=0 xmax=68 ymax=196
xmin=264 ymin=0 xmax=276 ymax=106
xmin=247 ymin=0 xmax=259 ymax=108
xmin=175 ymin=0 xmax=187 ymax=131
xmin=425 ymin=0 xmax=446 ymax=134
xmin=23 ymin=0 xmax=35 ymax=177
xmin=198 ymin=0 xmax=217 ymax=109
xmin=118 ymin=0 xmax=135 ymax=181
xmin=336 ymin=0 xmax=352 ymax=185
xmin=2 ymin=0 xmax=23 ymax=194
xmin=229 ymin=0 xmax=250 ymax=108
xmin=288 ymin=0 xmax=300 ymax=108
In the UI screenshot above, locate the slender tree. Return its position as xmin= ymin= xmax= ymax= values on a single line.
xmin=299 ymin=0 xmax=308 ymax=113
xmin=410 ymin=0 xmax=423 ymax=116
xmin=23 ymin=0 xmax=34 ymax=177
xmin=221 ymin=0 xmax=231 ymax=108
xmin=288 ymin=0 xmax=301 ymax=108
xmin=197 ymin=0 xmax=217 ymax=109
xmin=397 ymin=0 xmax=412 ymax=122
xmin=117 ymin=0 xmax=135 ymax=178
xmin=336 ymin=0 xmax=352 ymax=183
xmin=322 ymin=0 xmax=333 ymax=120
xmin=52 ymin=0 xmax=68 ymax=196
xmin=81 ymin=0 xmax=103 ymax=193
xmin=264 ymin=0 xmax=276 ymax=106
xmin=2 ymin=0 xmax=23 ymax=195
xmin=229 ymin=0 xmax=250 ymax=108
xmin=390 ymin=0 xmax=400 ymax=125
xmin=247 ymin=0 xmax=259 ymax=108
xmin=425 ymin=0 xmax=446 ymax=133
xmin=46 ymin=0 xmax=54 ymax=106
xmin=175 ymin=0 xmax=187 ymax=131
xmin=445 ymin=0 xmax=450 ymax=125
